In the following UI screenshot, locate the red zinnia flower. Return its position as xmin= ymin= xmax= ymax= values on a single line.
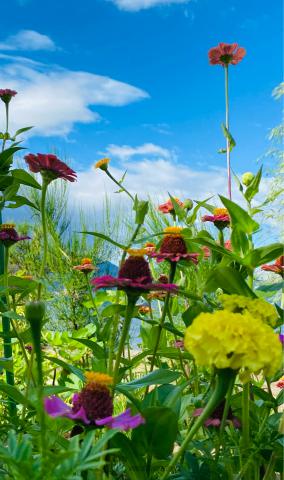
xmin=202 ymin=208 xmax=230 ymax=230
xmin=0 ymin=89 xmax=17 ymax=103
xmin=208 ymin=43 xmax=246 ymax=66
xmin=91 ymin=249 xmax=177 ymax=294
xmin=150 ymin=227 xmax=199 ymax=264
xmin=0 ymin=224 xmax=30 ymax=247
xmin=24 ymin=153 xmax=77 ymax=183
xmin=261 ymin=256 xmax=284 ymax=278
xmin=158 ymin=197 xmax=184 ymax=214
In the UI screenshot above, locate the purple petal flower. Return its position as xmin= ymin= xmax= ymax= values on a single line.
xmin=95 ymin=408 xmax=145 ymax=431
xmin=279 ymin=334 xmax=284 ymax=345
xmin=44 ymin=395 xmax=90 ymax=424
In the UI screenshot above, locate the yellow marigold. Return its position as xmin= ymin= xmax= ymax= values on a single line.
xmin=163 ymin=226 xmax=183 ymax=236
xmin=213 ymin=208 xmax=228 ymax=216
xmin=81 ymin=257 xmax=92 ymax=265
xmin=94 ymin=157 xmax=110 ymax=171
xmin=184 ymin=311 xmax=282 ymax=377
xmin=220 ymin=294 xmax=278 ymax=327
xmin=127 ymin=248 xmax=147 ymax=257
xmin=85 ymin=371 xmax=113 ymax=386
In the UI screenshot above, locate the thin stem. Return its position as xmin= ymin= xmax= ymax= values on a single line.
xmin=161 ymin=369 xmax=236 ymax=479
xmin=218 ymin=229 xmax=225 ymax=247
xmin=113 ymin=296 xmax=136 ymax=387
xmin=149 ymin=262 xmax=177 ymax=372
xmin=242 ymin=381 xmax=251 ymax=480
xmin=105 ymin=170 xmax=134 ymax=202
xmin=262 ymin=453 xmax=276 ymax=480
xmin=2 ymin=103 xmax=9 ymax=152
xmin=215 ymin=373 xmax=235 ymax=461
xmin=38 ymin=181 xmax=49 ymax=300
xmin=224 ymin=65 xmax=232 ymax=200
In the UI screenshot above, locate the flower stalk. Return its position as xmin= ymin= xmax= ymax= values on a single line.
xmin=38 ymin=180 xmax=49 ymax=300
xmin=224 ymin=65 xmax=232 ymax=200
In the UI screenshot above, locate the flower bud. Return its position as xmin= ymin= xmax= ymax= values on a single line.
xmin=25 ymin=301 xmax=46 ymax=324
xmin=242 ymin=172 xmax=254 ymax=186
xmin=183 ymin=198 xmax=193 ymax=211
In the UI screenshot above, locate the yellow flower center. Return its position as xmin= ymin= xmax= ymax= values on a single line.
xmin=85 ymin=371 xmax=113 ymax=386
xmin=0 ymin=223 xmax=15 ymax=230
xmin=213 ymin=208 xmax=228 ymax=216
xmin=127 ymin=248 xmax=147 ymax=257
xmin=81 ymin=257 xmax=92 ymax=265
xmin=94 ymin=157 xmax=110 ymax=169
xmin=163 ymin=226 xmax=183 ymax=236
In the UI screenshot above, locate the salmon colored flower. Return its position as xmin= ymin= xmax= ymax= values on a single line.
xmin=224 ymin=239 xmax=232 ymax=250
xmin=0 ymin=224 xmax=30 ymax=247
xmin=92 ymin=251 xmax=177 ymax=294
xmin=150 ymin=226 xmax=199 ymax=264
xmin=261 ymin=256 xmax=284 ymax=277
xmin=0 ymin=88 xmax=17 ymax=103
xmin=138 ymin=305 xmax=151 ymax=315
xmin=158 ymin=197 xmax=184 ymax=214
xmin=94 ymin=158 xmax=110 ymax=171
xmin=24 ymin=153 xmax=77 ymax=183
xmin=208 ymin=43 xmax=246 ymax=66
xmin=202 ymin=208 xmax=230 ymax=230
xmin=73 ymin=258 xmax=96 ymax=274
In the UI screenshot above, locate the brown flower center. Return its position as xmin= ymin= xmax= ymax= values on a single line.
xmin=72 ymin=384 xmax=113 ymax=424
xmin=118 ymin=255 xmax=152 ymax=284
xmin=160 ymin=235 xmax=187 ymax=254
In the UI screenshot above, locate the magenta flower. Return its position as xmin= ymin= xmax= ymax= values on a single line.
xmin=193 ymin=401 xmax=241 ymax=429
xmin=24 ymin=153 xmax=77 ymax=183
xmin=174 ymin=340 xmax=184 ymax=349
xmin=45 ymin=395 xmax=90 ymax=424
xmin=202 ymin=208 xmax=230 ymax=230
xmin=208 ymin=43 xmax=246 ymax=66
xmin=279 ymin=334 xmax=284 ymax=345
xmin=96 ymin=408 xmax=145 ymax=431
xmin=0 ymin=89 xmax=17 ymax=103
xmin=0 ymin=224 xmax=30 ymax=247
xmin=92 ymin=251 xmax=178 ymax=294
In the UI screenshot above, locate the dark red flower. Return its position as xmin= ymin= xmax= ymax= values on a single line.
xmin=0 ymin=224 xmax=30 ymax=247
xmin=150 ymin=227 xmax=199 ymax=264
xmin=208 ymin=43 xmax=246 ymax=66
xmin=261 ymin=256 xmax=284 ymax=277
xmin=0 ymin=89 xmax=17 ymax=104
xmin=92 ymin=250 xmax=178 ymax=294
xmin=24 ymin=153 xmax=77 ymax=183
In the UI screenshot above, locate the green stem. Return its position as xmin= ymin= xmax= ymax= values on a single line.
xmin=242 ymin=381 xmax=251 ymax=479
xmin=38 ymin=181 xmax=49 ymax=300
xmin=262 ymin=453 xmax=276 ymax=480
xmin=113 ymin=296 xmax=137 ymax=387
xmin=161 ymin=369 xmax=236 ymax=480
xmin=149 ymin=262 xmax=176 ymax=372
xmin=2 ymin=246 xmax=16 ymax=416
xmin=105 ymin=170 xmax=135 ymax=202
xmin=2 ymin=103 xmax=9 ymax=152
xmin=215 ymin=373 xmax=235 ymax=461
xmin=218 ymin=229 xmax=225 ymax=247
xmin=224 ymin=65 xmax=232 ymax=200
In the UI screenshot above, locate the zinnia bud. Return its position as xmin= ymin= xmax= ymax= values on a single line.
xmin=183 ymin=199 xmax=193 ymax=211
xmin=242 ymin=172 xmax=254 ymax=186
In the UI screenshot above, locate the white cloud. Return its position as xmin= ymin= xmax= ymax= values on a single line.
xmin=105 ymin=143 xmax=173 ymax=160
xmin=0 ymin=30 xmax=57 ymax=52
xmin=110 ymin=0 xmax=190 ymax=11
xmin=0 ymin=56 xmax=149 ymax=136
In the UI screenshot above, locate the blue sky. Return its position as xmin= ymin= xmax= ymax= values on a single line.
xmin=0 ymin=0 xmax=282 ymax=207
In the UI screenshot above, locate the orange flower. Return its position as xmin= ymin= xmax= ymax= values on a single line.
xmin=158 ymin=197 xmax=184 ymax=214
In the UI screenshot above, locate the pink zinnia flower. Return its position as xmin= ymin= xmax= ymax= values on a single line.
xmin=0 ymin=89 xmax=17 ymax=103
xmin=150 ymin=227 xmax=199 ymax=264
xmin=24 ymin=153 xmax=77 ymax=183
xmin=158 ymin=197 xmax=184 ymax=214
xmin=208 ymin=43 xmax=246 ymax=66
xmin=96 ymin=408 xmax=145 ymax=431
xmin=92 ymin=251 xmax=178 ymax=294
xmin=174 ymin=340 xmax=184 ymax=349
xmin=261 ymin=256 xmax=284 ymax=278
xmin=0 ymin=224 xmax=30 ymax=247
xmin=202 ymin=208 xmax=230 ymax=230
xmin=224 ymin=239 xmax=232 ymax=251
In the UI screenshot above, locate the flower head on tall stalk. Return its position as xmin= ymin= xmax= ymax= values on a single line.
xmin=73 ymin=257 xmax=96 ymax=274
xmin=44 ymin=371 xmax=144 ymax=430
xmin=0 ymin=89 xmax=17 ymax=104
xmin=92 ymin=249 xmax=178 ymax=295
xmin=208 ymin=42 xmax=246 ymax=200
xmin=150 ymin=226 xmax=199 ymax=264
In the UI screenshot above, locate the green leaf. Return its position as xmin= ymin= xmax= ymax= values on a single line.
xmin=81 ymin=231 xmax=127 ymax=250
xmin=117 ymin=369 xmax=181 ymax=391
xmin=221 ymin=124 xmax=236 ymax=151
xmin=110 ymin=433 xmax=147 ymax=480
xmin=0 ymin=357 xmax=13 ymax=373
xmin=168 ymin=193 xmax=186 ymax=220
xmin=3 ymin=182 xmax=19 ymax=201
xmin=0 ymin=147 xmax=23 ymax=175
xmin=182 ymin=301 xmax=211 ymax=327
xmin=256 ymin=281 xmax=284 ymax=293
xmin=6 ymin=194 xmax=40 ymax=211
xmin=43 ymin=386 xmax=76 ymax=396
xmin=186 ymin=197 xmax=213 ymax=224
xmin=244 ymin=166 xmax=262 ymax=202
xmin=44 ymin=356 xmax=85 ymax=381
xmin=101 ymin=303 xmax=126 ymax=317
xmin=133 ymin=196 xmax=149 ymax=224
xmin=132 ymin=406 xmax=178 ymax=459
xmin=243 ymin=243 xmax=284 ymax=269
xmin=11 ymin=169 xmax=41 ymax=189
xmin=13 ymin=126 xmax=33 ymax=138
xmin=0 ymin=384 xmax=32 ymax=406
xmin=232 ymin=170 xmax=244 ymax=193
xmin=205 ymin=266 xmax=256 ymax=297
xmin=73 ymin=338 xmax=105 ymax=359
xmin=220 ymin=195 xmax=259 ymax=234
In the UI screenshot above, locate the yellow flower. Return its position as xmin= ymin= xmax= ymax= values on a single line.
xmin=220 ymin=294 xmax=278 ymax=327
xmin=163 ymin=226 xmax=183 ymax=236
xmin=213 ymin=208 xmax=228 ymax=216
xmin=85 ymin=371 xmax=113 ymax=386
xmin=94 ymin=157 xmax=110 ymax=171
xmin=184 ymin=311 xmax=281 ymax=377
xmin=127 ymin=248 xmax=147 ymax=257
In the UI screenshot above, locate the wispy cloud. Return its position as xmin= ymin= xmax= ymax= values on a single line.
xmin=0 ymin=55 xmax=149 ymax=137
xmin=104 ymin=143 xmax=174 ymax=160
xmin=0 ymin=30 xmax=57 ymax=52
xmin=110 ymin=0 xmax=191 ymax=12
xmin=142 ymin=123 xmax=172 ymax=135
